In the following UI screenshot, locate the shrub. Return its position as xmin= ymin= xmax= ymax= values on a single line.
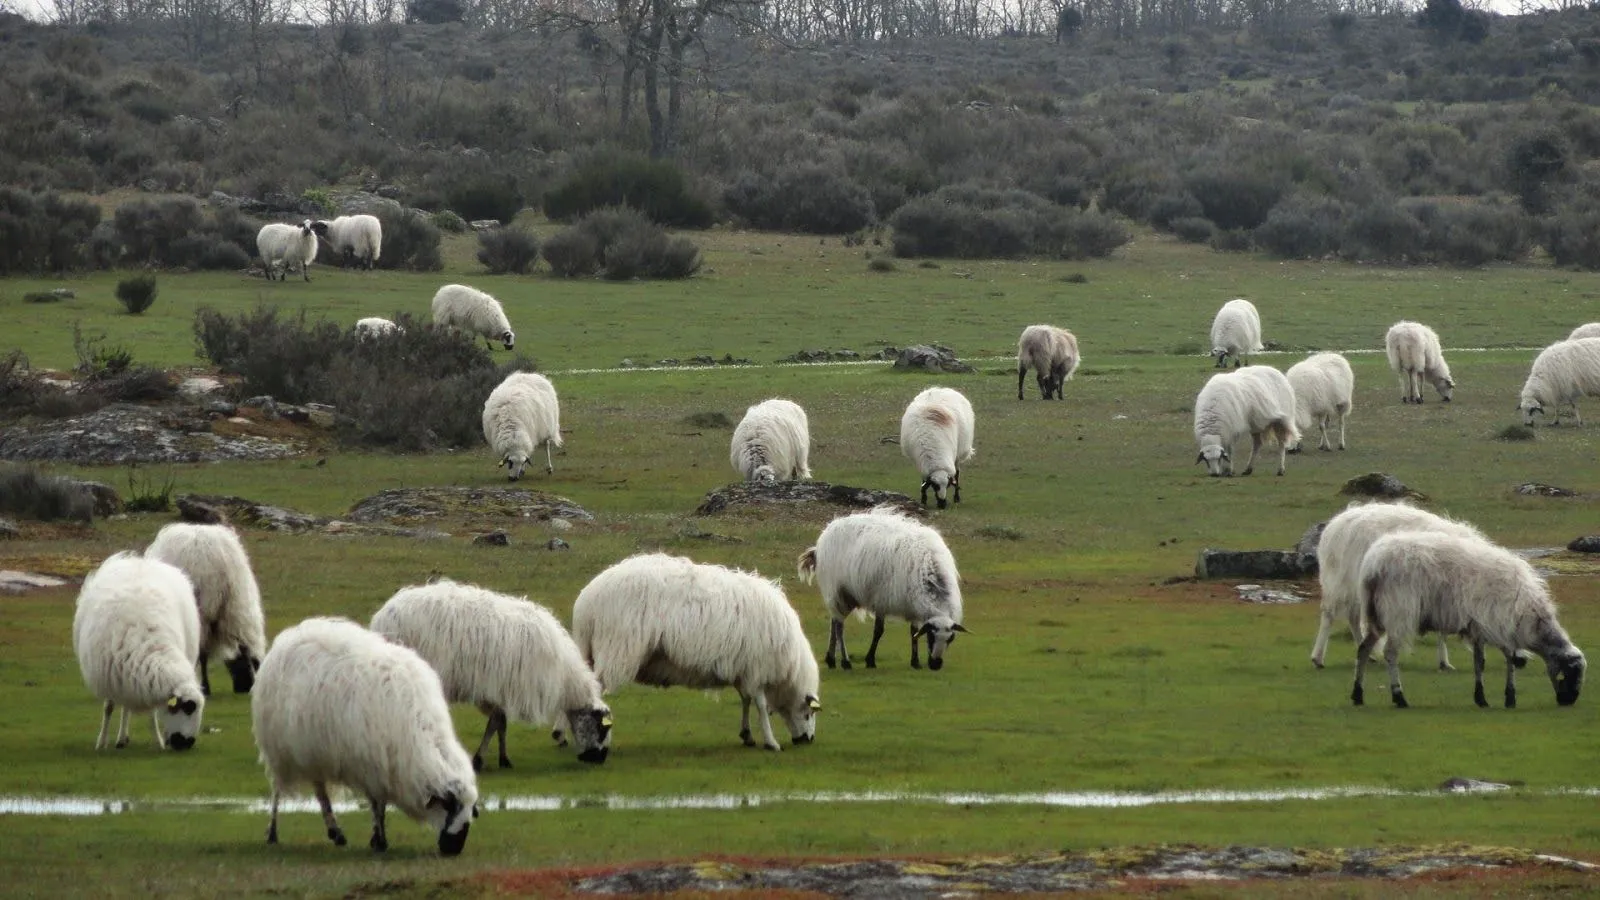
xmin=1208 ymin=228 xmax=1253 ymax=253
xmin=868 ymin=256 xmax=897 ymax=272
xmin=1254 ymin=194 xmax=1346 ymax=260
xmin=113 ymin=197 xmax=202 ymax=265
xmin=432 ymin=210 xmax=468 ymax=233
xmin=123 ymin=467 xmax=175 ymax=512
xmin=74 ymin=324 xmax=175 ymax=404
xmin=0 ymin=187 xmax=101 ymax=275
xmin=1185 ymin=167 xmax=1285 ymax=231
xmin=476 ymin=227 xmax=540 ymax=274
xmin=1340 ymin=202 xmax=1426 ymax=263
xmin=600 ymin=227 xmax=702 ymax=280
xmin=543 ymin=153 xmax=713 ymax=228
xmin=889 ymin=184 xmax=1128 ymax=260
xmin=1170 ymin=216 xmax=1215 ymax=243
xmin=115 ymin=274 xmax=158 ymax=314
xmin=373 ymin=208 xmax=443 ymax=271
xmin=1404 ymin=199 xmax=1531 ymax=267
xmin=445 ymin=171 xmax=524 ymax=225
xmin=542 ymin=228 xmax=600 ymax=277
xmin=1546 ymin=206 xmax=1600 ymax=269
xmin=724 ymin=165 xmax=875 ymax=234
xmin=0 ymin=465 xmax=94 ymax=523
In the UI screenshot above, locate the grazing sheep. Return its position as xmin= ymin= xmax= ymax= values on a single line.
xmin=354 ymin=316 xmax=402 ymax=338
xmin=432 ymin=284 xmax=515 ymax=350
xmin=321 ymin=214 xmax=382 ymax=270
xmin=1285 ymin=352 xmax=1354 ymax=452
xmin=257 ymin=219 xmax=327 ymax=282
xmin=1310 ymin=501 xmax=1485 ymax=671
xmin=1353 ymin=531 xmax=1585 ymax=709
xmin=145 ymin=522 xmax=267 ymax=696
xmin=370 ymin=579 xmax=612 ymax=771
xmin=731 ymin=398 xmax=812 ymax=483
xmin=1569 ymin=323 xmax=1600 ymax=341
xmin=253 ymin=617 xmax=479 ymax=855
xmin=1209 ymin=298 xmax=1263 ymax=368
xmin=482 ymin=371 xmax=562 ymax=480
xmin=571 ymin=553 xmax=821 ymax=752
xmin=1518 ymin=337 xmax=1600 ymax=427
xmin=900 ymin=386 xmax=975 ymax=509
xmin=1016 ymin=324 xmax=1081 ymax=400
xmin=1385 ymin=321 xmax=1454 ymax=404
xmin=798 ymin=507 xmax=968 ymax=672
xmin=72 ymin=551 xmax=204 ymax=752
xmin=1192 ymin=366 xmax=1299 ymax=477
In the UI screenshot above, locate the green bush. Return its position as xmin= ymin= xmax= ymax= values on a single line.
xmin=373 ymin=208 xmax=443 ymax=271
xmin=476 ymin=227 xmax=540 ymax=275
xmin=0 ymin=187 xmax=101 ymax=275
xmin=115 ymin=274 xmax=158 ymax=314
xmin=0 ymin=465 xmax=94 ymax=523
xmin=109 ymin=197 xmax=249 ymax=270
xmin=1170 ymin=216 xmax=1215 ymax=243
xmin=1340 ymin=202 xmax=1426 ymax=263
xmin=890 ymin=184 xmax=1128 ymax=260
xmin=1546 ymin=206 xmax=1600 ymax=269
xmin=1185 ymin=167 xmax=1285 ymax=232
xmin=543 ymin=153 xmax=713 ymax=228
xmin=445 ymin=172 xmax=524 ymax=225
xmin=1255 ymin=194 xmax=1346 ymax=260
xmin=541 ymin=207 xmax=701 ymax=280
xmin=724 ymin=165 xmax=875 ymax=234
xmin=541 ymin=228 xmax=600 ymax=277
xmin=431 ymin=210 xmax=468 ymax=233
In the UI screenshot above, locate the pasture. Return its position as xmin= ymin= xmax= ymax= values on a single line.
xmin=2 ymin=229 xmax=1599 ymax=897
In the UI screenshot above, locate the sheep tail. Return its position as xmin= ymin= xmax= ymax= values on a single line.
xmin=796 ymin=547 xmax=818 ymax=585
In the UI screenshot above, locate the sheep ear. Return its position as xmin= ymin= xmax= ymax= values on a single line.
xmin=951 ymin=623 xmax=972 ymax=634
xmin=1195 ymin=453 xmax=1205 ymax=465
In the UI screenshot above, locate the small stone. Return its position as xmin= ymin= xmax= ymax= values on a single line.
xmin=473 ymin=530 xmax=510 ymax=546
xmin=0 ymin=517 xmax=19 ymax=539
xmin=304 ymin=403 xmax=338 ymax=428
xmin=277 ymin=404 xmax=311 ymax=424
xmin=1340 ymin=473 xmax=1424 ymax=501
xmin=1568 ymin=535 xmax=1600 ymax=553
xmin=549 ymin=518 xmax=573 ymax=532
xmin=1515 ymin=482 xmax=1576 ymax=498
xmin=469 ymin=219 xmax=502 ymax=231
xmin=177 ymin=496 xmax=225 ymax=524
xmin=893 ymin=344 xmax=975 ymax=374
xmin=1195 ymin=549 xmax=1315 ymax=580
xmin=656 ymin=358 xmax=679 ymax=367
xmin=49 ymin=288 xmax=75 ymax=300
xmin=546 ymin=537 xmax=570 ymax=551
xmin=619 ymin=359 xmax=635 ymax=368
xmin=73 ymin=481 xmax=123 ymax=517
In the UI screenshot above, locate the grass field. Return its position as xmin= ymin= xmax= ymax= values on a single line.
xmin=2 ymin=229 xmax=1599 ymax=897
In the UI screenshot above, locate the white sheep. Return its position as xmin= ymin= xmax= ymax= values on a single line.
xmin=1353 ymin=531 xmax=1586 ymax=709
xmin=730 ymin=398 xmax=812 ymax=483
xmin=321 ymin=214 xmax=382 ymax=270
xmin=1192 ymin=366 xmax=1299 ymax=477
xmin=354 ymin=316 xmax=402 ymax=338
xmin=1568 ymin=323 xmax=1600 ymax=341
xmin=1016 ymin=324 xmax=1081 ymax=400
xmin=72 ymin=551 xmax=205 ymax=752
xmin=145 ymin=522 xmax=267 ymax=696
xmin=482 ymin=371 xmax=562 ymax=480
xmin=900 ymin=386 xmax=975 ymax=509
xmin=1518 ymin=337 xmax=1600 ymax=426
xmin=432 ymin=284 xmax=515 ymax=351
xmin=571 ymin=553 xmax=821 ymax=752
xmin=1209 ymin=298 xmax=1263 ymax=368
xmin=1285 ymin=352 xmax=1354 ymax=452
xmin=1310 ymin=501 xmax=1485 ymax=671
xmin=256 ymin=219 xmax=327 ymax=282
xmin=1384 ymin=321 xmax=1454 ymax=404
xmin=798 ymin=506 xmax=968 ymax=672
xmin=370 ymin=578 xmax=612 ymax=770
xmin=253 ymin=616 xmax=479 ymax=855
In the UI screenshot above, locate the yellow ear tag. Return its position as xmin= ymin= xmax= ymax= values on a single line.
xmin=808 ymin=698 xmax=822 ymax=711
xmin=167 ymin=697 xmax=181 ymax=711
xmin=600 ymin=715 xmax=613 ymax=728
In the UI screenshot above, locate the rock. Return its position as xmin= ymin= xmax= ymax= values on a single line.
xmin=689 ymin=355 xmax=715 ymax=366
xmin=1235 ymin=584 xmax=1308 ymax=604
xmin=24 ymin=292 xmax=62 ymax=303
xmin=1340 ymin=473 xmax=1425 ymax=501
xmin=696 ymin=481 xmax=921 ymax=516
xmin=1295 ymin=521 xmax=1326 ymax=558
xmin=178 ymin=376 xmax=225 ymax=399
xmin=546 ymin=537 xmax=570 ymax=551
xmin=73 ymin=480 xmax=122 ymax=517
xmin=205 ymin=400 xmax=238 ymax=417
xmin=346 ymin=487 xmax=594 ymax=524
xmin=0 ymin=517 xmax=18 ymax=539
xmin=0 ymin=404 xmax=301 ymax=464
xmin=1567 ymin=535 xmax=1600 ymax=553
xmin=277 ymin=404 xmax=311 ymax=424
xmin=177 ymin=495 xmax=225 ymax=524
xmin=619 ymin=358 xmax=635 ymax=368
xmin=679 ymin=523 xmax=743 ymax=543
xmin=549 ymin=517 xmax=574 ymax=532
xmin=304 ymin=403 xmax=338 ymax=428
xmin=177 ymin=493 xmax=449 ymax=539
xmin=0 ymin=571 xmax=71 ymax=594
xmin=470 ymin=219 xmax=502 ymax=231
xmin=1514 ymin=482 xmax=1576 ymax=498
xmin=1438 ymin=777 xmax=1511 ymax=793
xmin=473 ymin=530 xmax=510 ymax=546
xmin=208 ymin=190 xmax=240 ymax=208
xmin=656 ymin=358 xmax=680 ymax=367
xmin=326 ymin=191 xmax=403 ymax=217
xmin=893 ymin=344 xmax=975 ymax=374
xmin=1195 ymin=549 xmax=1316 ymax=580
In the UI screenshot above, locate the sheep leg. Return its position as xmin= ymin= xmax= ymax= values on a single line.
xmin=198 ymin=651 xmax=211 ymax=696
xmin=1472 ymin=641 xmax=1489 ymax=708
xmin=544 ymin=440 xmax=554 ymax=475
xmin=1503 ymin=650 xmax=1518 ymax=709
xmin=95 ymin=701 xmax=114 ymax=750
xmin=1352 ymin=629 xmax=1381 ymax=705
xmin=1017 ymin=365 xmax=1027 ymax=400
xmin=1436 ymin=635 xmax=1454 ymax=672
xmin=1274 ymin=430 xmax=1287 ymax=476
xmin=752 ymin=692 xmax=781 ymax=751
xmin=864 ymin=615 xmax=886 ymax=669
xmin=493 ymin=709 xmax=512 ymax=768
xmin=472 ymin=713 xmax=495 ymax=771
xmin=739 ymin=692 xmax=756 ymax=746
xmin=1240 ymin=434 xmax=1260 ymax=476
xmin=952 ymin=469 xmax=961 ymax=504
xmin=266 ymin=789 xmax=280 ymax=844
xmin=1310 ymin=606 xmax=1337 ymax=669
xmin=909 ymin=623 xmax=922 ymax=669
xmin=151 ymin=710 xmax=164 ymax=748
xmin=368 ymin=799 xmax=388 ymax=852
xmin=315 ymin=782 xmax=347 ymax=846
xmin=114 ymin=707 xmax=131 ymax=749
xmin=1572 ymin=402 xmax=1583 ymax=427
xmin=825 ymin=618 xmax=852 ymax=670
xmin=1385 ymin=639 xmax=1407 ymax=708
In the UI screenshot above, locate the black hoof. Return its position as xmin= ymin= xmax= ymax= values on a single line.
xmin=739 ymin=728 xmax=755 ymax=747
xmin=910 ymin=659 xmax=922 ymax=670
xmin=115 ymin=738 xmax=128 ymax=749
xmin=1474 ymin=685 xmax=1488 ymax=708
xmin=498 ymin=756 xmax=513 ymax=769
xmin=840 ymin=659 xmax=852 ymax=670
xmin=370 ymin=833 xmax=388 ymax=852
xmin=864 ymin=659 xmax=876 ymax=669
xmin=763 ymin=743 xmax=780 ymax=752
xmin=266 ymin=826 xmax=278 ymax=845
xmin=824 ymin=657 xmax=836 ymax=669
xmin=1505 ymin=692 xmax=1516 ymax=709
xmin=1391 ymin=692 xmax=1409 ymax=709
xmin=329 ymin=828 xmax=347 ymax=847
xmin=471 ymin=754 xmax=484 ymax=772
xmin=1351 ymin=684 xmax=1364 ymax=706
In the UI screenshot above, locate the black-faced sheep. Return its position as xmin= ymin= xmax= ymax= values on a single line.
xmin=901 ymin=386 xmax=975 ymax=509
xmin=1192 ymin=366 xmax=1299 ymax=477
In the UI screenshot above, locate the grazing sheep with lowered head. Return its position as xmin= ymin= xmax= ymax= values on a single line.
xmin=320 ymin=214 xmax=382 ymax=269
xmin=1192 ymin=366 xmax=1299 ymax=477
xmin=1518 ymin=337 xmax=1600 ymax=426
xmin=145 ymin=522 xmax=267 ymax=695
xmin=571 ymin=553 xmax=820 ymax=752
xmin=1209 ymin=298 xmax=1263 ymax=368
xmin=432 ymin=283 xmax=514 ymax=350
xmin=901 ymin=386 xmax=975 ymax=509
xmin=1016 ymin=324 xmax=1080 ymax=400
xmin=355 ymin=317 xmax=402 ymax=338
xmin=1285 ymin=352 xmax=1354 ymax=452
xmin=731 ymin=398 xmax=812 ymax=483
xmin=798 ymin=506 xmax=968 ymax=671
xmin=1354 ymin=531 xmax=1585 ymax=709
xmin=482 ymin=371 xmax=562 ymax=480
xmin=1569 ymin=323 xmax=1600 ymax=341
xmin=72 ymin=551 xmax=205 ymax=751
xmin=253 ymin=617 xmax=479 ymax=855
xmin=1385 ymin=321 xmax=1454 ymax=403
xmin=257 ymin=220 xmax=327 ymax=282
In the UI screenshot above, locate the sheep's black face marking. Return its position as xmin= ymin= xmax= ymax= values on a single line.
xmin=225 ymin=651 xmax=259 ymax=694
xmin=167 ymin=733 xmax=195 ymax=751
xmin=1553 ymin=659 xmax=1584 ymax=706
xmin=431 ymin=793 xmax=472 ymax=856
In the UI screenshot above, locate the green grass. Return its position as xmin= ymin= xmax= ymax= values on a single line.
xmin=3 ymin=229 xmax=1600 ymax=896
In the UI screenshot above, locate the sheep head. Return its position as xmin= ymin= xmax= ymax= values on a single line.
xmin=568 ymin=705 xmax=614 ymax=764
xmin=775 ymin=691 xmax=820 ymax=745
xmin=157 ymin=689 xmax=204 ymax=752
xmin=223 ymin=644 xmax=261 ymax=694
xmin=1195 ymin=437 xmax=1231 ymax=477
xmin=500 ymin=330 xmax=515 ymax=351
xmin=1432 ymin=376 xmax=1455 ymax=402
xmin=425 ymin=785 xmax=478 ymax=856
xmin=921 ymin=471 xmax=951 ymax=509
xmin=920 ymin=617 xmax=969 ymax=671
xmin=500 ymin=453 xmax=529 ymax=481
xmin=1546 ymin=650 xmax=1586 ymax=707
xmin=752 ymin=464 xmax=778 ymax=484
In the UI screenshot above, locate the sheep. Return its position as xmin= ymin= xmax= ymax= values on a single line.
xmin=1385 ymin=321 xmax=1454 ymax=404
xmin=1353 ymin=531 xmax=1586 ymax=709
xmin=1209 ymin=298 xmax=1263 ymax=368
xmin=900 ymin=386 xmax=975 ymax=509
xmin=72 ymin=551 xmax=205 ymax=752
xmin=145 ymin=522 xmax=267 ymax=696
xmin=1285 ymin=352 xmax=1354 ymax=452
xmin=797 ymin=506 xmax=968 ymax=672
xmin=1192 ymin=366 xmax=1299 ymax=477
xmin=482 ymin=371 xmax=562 ymax=480
xmin=370 ymin=578 xmax=612 ymax=771
xmin=432 ymin=284 xmax=515 ymax=351
xmin=1310 ymin=501 xmax=1486 ymax=671
xmin=1016 ymin=324 xmax=1080 ymax=400
xmin=1569 ymin=323 xmax=1600 ymax=341
xmin=570 ymin=553 xmax=821 ymax=752
xmin=256 ymin=219 xmax=327 ymax=282
xmin=1518 ymin=337 xmax=1600 ymax=427
xmin=320 ymin=214 xmax=382 ymax=270
xmin=354 ymin=316 xmax=402 ymax=338
xmin=253 ymin=617 xmax=479 ymax=855
xmin=730 ymin=398 xmax=812 ymax=483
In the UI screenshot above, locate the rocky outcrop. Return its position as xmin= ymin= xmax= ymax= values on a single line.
xmin=1569 ymin=535 xmax=1600 ymax=553
xmin=346 ymin=487 xmax=593 ymax=525
xmin=696 ymin=481 xmax=920 ymax=516
xmin=1195 ymin=549 xmax=1316 ymax=580
xmin=893 ymin=344 xmax=975 ymax=374
xmin=176 ymin=493 xmax=448 ymax=540
xmin=0 ymin=404 xmax=302 ymax=464
xmin=1339 ymin=473 xmax=1425 ymax=501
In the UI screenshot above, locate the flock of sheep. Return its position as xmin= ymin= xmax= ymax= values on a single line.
xmin=66 ymin=278 xmax=1597 ymax=858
